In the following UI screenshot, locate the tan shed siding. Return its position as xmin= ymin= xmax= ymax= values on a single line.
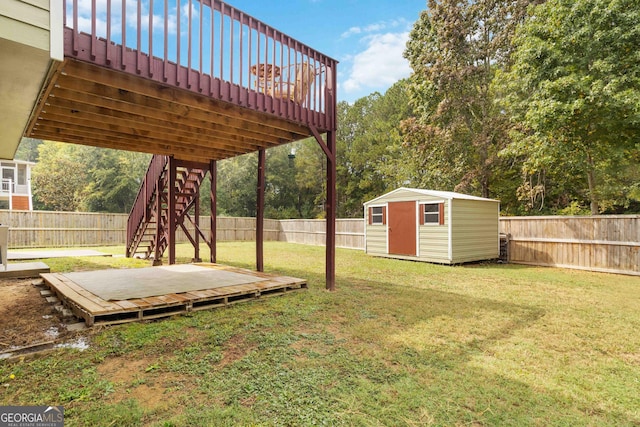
xmin=0 ymin=0 xmax=50 ymax=51
xmin=377 ymin=188 xmax=422 ymax=203
xmin=365 ymin=224 xmax=387 ymax=255
xmin=418 ymin=228 xmax=450 ymax=262
xmin=451 ymin=199 xmax=499 ymax=263
xmin=418 ymin=200 xmax=450 ymax=263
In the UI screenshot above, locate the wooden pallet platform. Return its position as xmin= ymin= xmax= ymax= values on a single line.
xmin=40 ymin=263 xmax=307 ymax=326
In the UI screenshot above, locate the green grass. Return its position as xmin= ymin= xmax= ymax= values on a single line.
xmin=2 ymin=242 xmax=640 ymax=426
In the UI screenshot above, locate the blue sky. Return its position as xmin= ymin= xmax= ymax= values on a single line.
xmin=228 ymin=0 xmax=426 ymax=103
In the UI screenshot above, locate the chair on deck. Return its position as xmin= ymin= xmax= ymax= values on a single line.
xmin=273 ymin=62 xmax=316 ymax=106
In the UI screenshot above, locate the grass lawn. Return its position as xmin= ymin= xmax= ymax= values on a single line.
xmin=1 ymin=241 xmax=639 ymax=426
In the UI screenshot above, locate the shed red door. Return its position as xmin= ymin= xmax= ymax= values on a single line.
xmin=388 ymin=201 xmax=416 ymax=256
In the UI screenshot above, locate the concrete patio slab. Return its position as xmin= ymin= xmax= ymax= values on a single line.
xmin=7 ymin=250 xmax=112 ymax=260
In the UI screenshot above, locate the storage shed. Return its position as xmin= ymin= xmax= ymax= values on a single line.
xmin=364 ymin=188 xmax=500 ymax=264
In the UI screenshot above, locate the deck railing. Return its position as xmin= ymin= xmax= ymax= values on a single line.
xmin=0 ymin=179 xmax=12 ymax=195
xmin=0 ymin=179 xmax=13 ymax=209
xmin=63 ymin=0 xmax=337 ymax=130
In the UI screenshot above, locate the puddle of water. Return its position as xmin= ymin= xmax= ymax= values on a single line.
xmin=0 ymin=337 xmax=90 ymax=360
xmin=54 ymin=337 xmax=90 ymax=351
xmin=44 ymin=327 xmax=60 ymax=339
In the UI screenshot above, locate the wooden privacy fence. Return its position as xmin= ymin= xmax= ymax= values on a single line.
xmin=0 ymin=211 xmax=280 ymax=248
xmin=500 ymin=215 xmax=640 ymax=276
xmin=279 ymin=219 xmax=364 ymax=249
xmin=0 ymin=210 xmax=127 ymax=247
xmin=1 ymin=210 xmax=638 ymax=276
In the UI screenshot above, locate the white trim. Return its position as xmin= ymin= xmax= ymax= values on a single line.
xmin=367 ymin=203 xmax=387 ymax=226
xmin=384 ymin=203 xmax=389 ymax=254
xmin=49 ymin=0 xmax=64 ymax=62
xmin=418 ymin=199 xmax=445 ymax=226
xmin=415 ymin=201 xmax=420 ymax=257
xmin=448 ymin=199 xmax=453 ymax=262
xmin=363 ymin=206 xmax=367 ymax=253
xmin=363 ymin=187 xmax=499 ymax=205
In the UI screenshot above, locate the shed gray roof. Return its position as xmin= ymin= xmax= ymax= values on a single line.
xmin=364 ymin=187 xmax=499 ymax=205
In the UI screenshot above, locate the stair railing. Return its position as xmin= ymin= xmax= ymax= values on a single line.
xmin=126 ymin=154 xmax=168 ymax=256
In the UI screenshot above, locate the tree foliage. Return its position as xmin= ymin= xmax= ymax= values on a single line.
xmin=31 ymin=142 xmax=89 ymax=211
xmin=18 ymin=0 xmax=640 ymax=217
xmin=30 ymin=142 xmax=150 ymax=212
xmin=403 ymin=0 xmax=532 ymax=198
xmin=498 ymin=0 xmax=640 ymax=214
xmin=337 ymin=80 xmax=413 ymax=217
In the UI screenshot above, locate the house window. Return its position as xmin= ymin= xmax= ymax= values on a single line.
xmin=372 ymin=207 xmax=384 ymax=224
xmin=420 ymin=203 xmax=444 ymax=225
xmin=369 ymin=206 xmax=386 ymax=225
xmin=17 ymin=165 xmax=26 ymax=186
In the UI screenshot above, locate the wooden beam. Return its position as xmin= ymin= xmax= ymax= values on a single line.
xmin=35 ymin=108 xmax=242 ymax=158
xmin=59 ymin=60 xmax=313 ymax=137
xmin=168 ymin=157 xmax=177 ymax=265
xmin=192 ymin=192 xmax=202 ymax=262
xmin=50 ymin=76 xmax=301 ymax=144
xmin=326 ymin=130 xmax=336 ymax=291
xmin=40 ymin=99 xmax=267 ymax=154
xmin=257 ymin=149 xmax=266 ymax=272
xmin=310 ymin=125 xmax=335 ymax=163
xmin=210 ymin=160 xmax=217 ymax=263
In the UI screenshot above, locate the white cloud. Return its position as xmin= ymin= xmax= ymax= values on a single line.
xmin=340 ymin=26 xmax=362 ymax=38
xmin=341 ymin=31 xmax=411 ymax=94
xmin=340 ymin=18 xmax=408 ymax=39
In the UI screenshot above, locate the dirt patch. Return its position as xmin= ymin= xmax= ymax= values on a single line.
xmin=0 ymin=278 xmax=70 ymax=351
xmin=97 ymin=355 xmax=187 ymax=410
xmin=97 ymin=356 xmax=158 ymax=382
xmin=219 ymin=334 xmax=256 ymax=367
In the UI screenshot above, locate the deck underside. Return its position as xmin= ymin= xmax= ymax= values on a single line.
xmin=27 ymin=58 xmax=317 ymax=163
xmin=41 ymin=263 xmax=307 ymax=326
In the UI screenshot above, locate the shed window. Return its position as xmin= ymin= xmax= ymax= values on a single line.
xmin=369 ymin=206 xmax=386 ymax=225
xmin=420 ymin=203 xmax=445 ymax=225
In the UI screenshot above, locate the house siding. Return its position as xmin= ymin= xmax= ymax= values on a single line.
xmin=450 ymin=199 xmax=499 ymax=263
xmin=418 ymin=199 xmax=450 ymax=263
xmin=365 ymin=224 xmax=387 ymax=255
xmin=0 ymin=0 xmax=50 ymax=51
xmin=11 ymin=195 xmax=30 ymax=210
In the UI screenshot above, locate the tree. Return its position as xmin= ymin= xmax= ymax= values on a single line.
xmin=336 ymin=81 xmax=413 ymax=217
xmin=216 ymin=153 xmax=259 ymax=217
xmin=31 ymin=142 xmax=149 ymax=213
xmin=403 ymin=0 xmax=535 ymax=199
xmin=499 ymin=0 xmax=640 ymax=214
xmin=31 ymin=142 xmax=88 ymax=211
xmin=81 ymin=149 xmax=150 ymax=213
xmin=15 ymin=138 xmax=42 ymax=162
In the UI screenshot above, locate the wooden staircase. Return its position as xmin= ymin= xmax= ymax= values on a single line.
xmin=126 ymin=155 xmax=209 ymax=263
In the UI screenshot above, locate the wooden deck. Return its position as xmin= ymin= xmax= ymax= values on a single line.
xmin=41 ymin=263 xmax=307 ymax=326
xmin=26 ymin=1 xmax=337 ymax=163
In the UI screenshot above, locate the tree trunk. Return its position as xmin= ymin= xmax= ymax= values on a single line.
xmin=586 ymin=153 xmax=599 ymax=215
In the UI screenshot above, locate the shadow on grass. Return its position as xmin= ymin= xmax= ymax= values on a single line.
xmin=248 ymin=264 xmax=636 ymax=425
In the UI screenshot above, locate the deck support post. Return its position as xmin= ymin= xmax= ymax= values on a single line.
xmin=153 ymin=171 xmax=164 ymax=266
xmin=256 ymin=149 xmax=266 ymax=272
xmin=210 ymin=160 xmax=217 ymax=263
xmin=326 ymin=130 xmax=336 ymax=291
xmin=192 ymin=189 xmax=202 ymax=262
xmin=168 ymin=156 xmax=177 ymax=265
xmin=310 ymin=126 xmax=337 ymax=291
